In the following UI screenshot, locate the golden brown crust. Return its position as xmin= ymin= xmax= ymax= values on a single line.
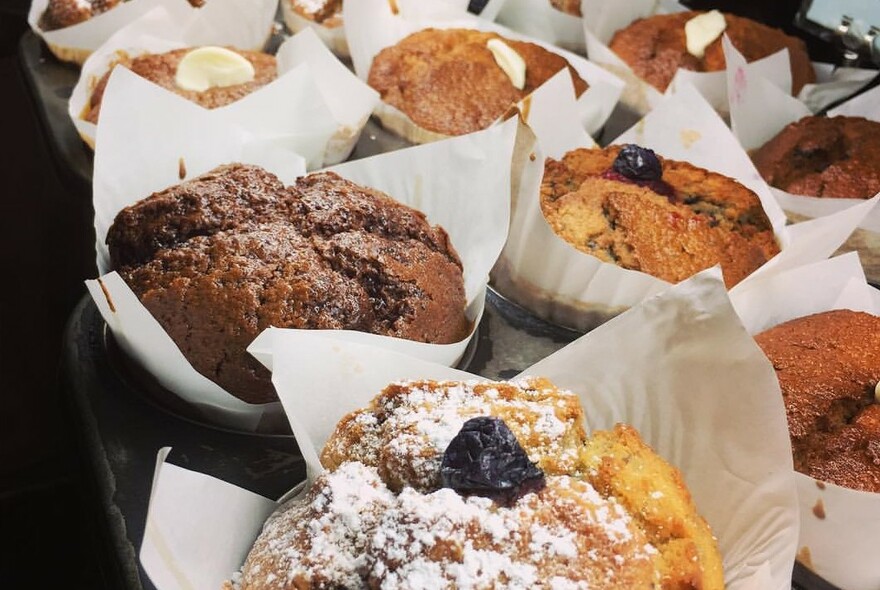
xmin=39 ymin=0 xmax=204 ymax=31
xmin=238 ymin=379 xmax=723 ymax=589
xmin=609 ymin=11 xmax=815 ymax=95
xmin=84 ymin=47 xmax=277 ymax=125
xmin=549 ymin=0 xmax=581 ymax=17
xmin=755 ymin=310 xmax=880 ymax=492
xmin=540 ymin=145 xmax=779 ymax=288
xmin=368 ymin=28 xmax=588 ymax=136
xmin=752 ymin=116 xmax=880 ymax=199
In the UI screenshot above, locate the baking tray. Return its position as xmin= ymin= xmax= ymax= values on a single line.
xmin=21 ymin=25 xmax=847 ymax=590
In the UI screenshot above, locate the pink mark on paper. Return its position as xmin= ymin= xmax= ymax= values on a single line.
xmin=732 ymin=67 xmax=747 ymax=104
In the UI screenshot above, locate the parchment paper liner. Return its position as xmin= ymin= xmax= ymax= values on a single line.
xmin=69 ymin=11 xmax=378 ymax=167
xmin=581 ymin=0 xmax=877 ymax=116
xmin=28 ymin=0 xmax=278 ymax=66
xmin=344 ymin=0 xmax=624 ymax=140
xmin=139 ymin=269 xmax=797 ymax=590
xmin=727 ymin=40 xmax=880 ymax=283
xmin=492 ymin=77 xmax=879 ymax=332
xmin=729 ymin=252 xmax=880 ymax=590
xmin=496 ymin=0 xmax=586 ymax=54
xmin=84 ymin=75 xmax=519 ymax=431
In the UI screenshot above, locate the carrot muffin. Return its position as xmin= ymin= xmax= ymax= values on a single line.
xmin=609 ymin=11 xmax=814 ymax=95
xmin=83 ymin=46 xmax=277 ymax=125
xmin=752 ymin=116 xmax=880 ymax=199
xmin=368 ymin=28 xmax=588 ymax=141
xmin=39 ymin=0 xmax=205 ymax=31
xmin=540 ymin=144 xmax=779 ymax=287
xmin=755 ymin=310 xmax=880 ymax=492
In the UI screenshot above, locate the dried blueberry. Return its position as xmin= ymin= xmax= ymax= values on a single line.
xmin=612 ymin=144 xmax=663 ymax=181
xmin=440 ymin=416 xmax=546 ymax=506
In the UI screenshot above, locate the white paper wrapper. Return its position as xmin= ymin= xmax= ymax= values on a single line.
xmin=582 ymin=0 xmax=877 ymax=116
xmin=28 ymin=0 xmax=277 ymax=65
xmin=344 ymin=0 xmax=624 ymax=138
xmin=85 ymin=74 xmax=518 ymax=430
xmin=69 ymin=10 xmax=378 ymax=166
xmin=729 ymin=252 xmax=880 ymax=590
xmin=492 ymin=80 xmax=879 ymax=331
xmin=140 ymin=269 xmax=799 ymax=590
xmin=728 ymin=41 xmax=880 ymax=235
xmin=496 ymin=0 xmax=586 ymax=54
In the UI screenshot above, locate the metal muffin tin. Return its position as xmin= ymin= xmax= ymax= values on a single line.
xmin=19 ymin=24 xmax=850 ymax=590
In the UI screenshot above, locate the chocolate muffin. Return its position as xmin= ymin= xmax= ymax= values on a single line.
xmin=367 ymin=28 xmax=588 ymax=139
xmin=83 ymin=47 xmax=277 ymax=125
xmin=540 ymin=145 xmax=779 ymax=287
xmin=109 ymin=164 xmax=469 ymax=404
xmin=608 ymin=11 xmax=815 ymax=95
xmin=755 ymin=310 xmax=880 ymax=492
xmin=752 ymin=116 xmax=880 ymax=199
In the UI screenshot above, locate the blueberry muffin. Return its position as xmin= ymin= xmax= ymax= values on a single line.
xmin=540 ymin=144 xmax=780 ymax=287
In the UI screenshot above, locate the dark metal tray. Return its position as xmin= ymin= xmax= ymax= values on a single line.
xmin=21 ymin=25 xmax=842 ymax=590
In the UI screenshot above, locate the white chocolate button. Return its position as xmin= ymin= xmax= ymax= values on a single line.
xmin=175 ymin=46 xmax=255 ymax=92
xmin=486 ymin=38 xmax=526 ymax=90
xmin=684 ymin=10 xmax=727 ymax=59
xmin=875 ymin=381 xmax=880 ymax=403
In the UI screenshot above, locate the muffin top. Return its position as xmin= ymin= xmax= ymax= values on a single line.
xmin=84 ymin=47 xmax=277 ymax=124
xmin=755 ymin=309 xmax=880 ymax=492
xmin=609 ymin=11 xmax=814 ymax=95
xmin=752 ymin=115 xmax=880 ymax=199
xmin=540 ymin=145 xmax=779 ymax=288
xmin=368 ymin=28 xmax=588 ymax=136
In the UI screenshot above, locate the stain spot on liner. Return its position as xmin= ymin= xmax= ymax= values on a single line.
xmin=815 ymin=480 xmax=826 ymax=490
xmin=97 ymin=278 xmax=116 ymax=313
xmin=178 ymin=157 xmax=187 ymax=180
xmin=679 ymin=129 xmax=701 ymax=149
xmin=812 ymin=498 xmax=825 ymax=519
xmin=797 ymin=546 xmax=814 ymax=570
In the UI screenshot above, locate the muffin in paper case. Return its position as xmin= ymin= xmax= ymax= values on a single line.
xmin=344 ymin=0 xmax=624 ymax=142
xmin=581 ymin=0 xmax=877 ymax=116
xmin=730 ymin=253 xmax=880 ymax=590
xmin=28 ymin=0 xmax=278 ymax=66
xmin=726 ymin=38 xmax=880 ymax=284
xmin=491 ymin=77 xmax=878 ymax=332
xmin=84 ymin=67 xmax=519 ymax=431
xmin=139 ymin=269 xmax=798 ymax=590
xmin=69 ymin=9 xmax=378 ymax=167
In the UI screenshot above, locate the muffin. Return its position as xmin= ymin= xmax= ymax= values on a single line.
xmin=83 ymin=46 xmax=277 ymax=126
xmin=752 ymin=116 xmax=880 ymax=199
xmin=540 ymin=144 xmax=780 ymax=288
xmin=367 ymin=28 xmax=589 ymax=142
xmin=549 ymin=0 xmax=581 ymax=17
xmin=108 ymin=164 xmax=469 ymax=404
xmin=39 ymin=0 xmax=204 ymax=31
xmin=608 ymin=11 xmax=815 ymax=95
xmin=281 ymin=0 xmax=347 ymax=57
xmin=755 ymin=309 xmax=880 ymax=492
xmin=232 ymin=378 xmax=724 ymax=589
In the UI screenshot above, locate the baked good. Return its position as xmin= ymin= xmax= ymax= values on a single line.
xmin=608 ymin=11 xmax=815 ymax=95
xmin=281 ymin=0 xmax=347 ymax=57
xmin=83 ymin=47 xmax=277 ymax=125
xmin=751 ymin=115 xmax=880 ymax=199
xmin=755 ymin=309 xmax=880 ymax=492
xmin=540 ymin=144 xmax=780 ymax=287
xmin=367 ymin=28 xmax=589 ymax=141
xmin=39 ymin=0 xmax=204 ymax=31
xmin=549 ymin=0 xmax=581 ymax=17
xmin=108 ymin=165 xmax=469 ymax=404
xmin=233 ymin=378 xmax=724 ymax=589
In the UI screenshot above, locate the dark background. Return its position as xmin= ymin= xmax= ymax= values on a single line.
xmin=0 ymin=0 xmax=857 ymax=587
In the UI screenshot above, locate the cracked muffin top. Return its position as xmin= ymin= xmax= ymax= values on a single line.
xmin=608 ymin=11 xmax=814 ymax=95
xmin=751 ymin=116 xmax=880 ymax=199
xmin=368 ymin=28 xmax=588 ymax=137
xmin=755 ymin=310 xmax=880 ymax=492
xmin=540 ymin=144 xmax=779 ymax=288
xmin=230 ymin=379 xmax=724 ymax=589
xmin=108 ymin=164 xmax=469 ymax=404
